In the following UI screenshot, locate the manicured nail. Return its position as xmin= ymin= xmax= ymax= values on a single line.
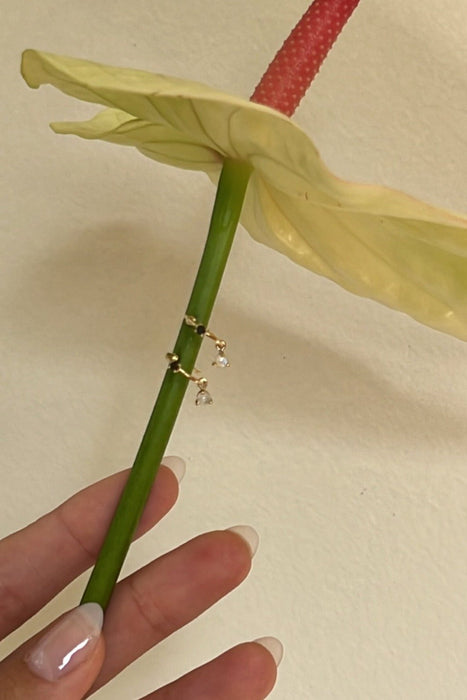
xmin=254 ymin=636 xmax=284 ymax=667
xmin=227 ymin=525 xmax=259 ymax=557
xmin=25 ymin=603 xmax=103 ymax=682
xmin=162 ymin=456 xmax=186 ymax=483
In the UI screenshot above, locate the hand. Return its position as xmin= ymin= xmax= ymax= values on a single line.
xmin=0 ymin=458 xmax=281 ymax=698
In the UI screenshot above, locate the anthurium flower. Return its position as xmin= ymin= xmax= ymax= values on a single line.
xmin=21 ymin=49 xmax=467 ymax=341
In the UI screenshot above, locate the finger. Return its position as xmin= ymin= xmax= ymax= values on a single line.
xmin=0 ymin=458 xmax=184 ymax=639
xmin=89 ymin=527 xmax=258 ymax=692
xmin=143 ymin=639 xmax=281 ymax=700
xmin=0 ymin=604 xmax=105 ymax=700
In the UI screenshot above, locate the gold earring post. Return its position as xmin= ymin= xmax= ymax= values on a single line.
xmin=166 ymin=353 xmax=213 ymax=405
xmin=184 ymin=315 xmax=230 ymax=368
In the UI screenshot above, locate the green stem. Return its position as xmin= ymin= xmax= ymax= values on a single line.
xmin=81 ymin=158 xmax=252 ymax=610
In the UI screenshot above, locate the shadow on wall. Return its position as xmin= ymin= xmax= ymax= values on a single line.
xmin=6 ymin=219 xmax=466 ymax=452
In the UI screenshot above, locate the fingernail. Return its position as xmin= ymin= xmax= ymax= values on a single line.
xmin=162 ymin=456 xmax=186 ymax=483
xmin=25 ymin=603 xmax=103 ymax=682
xmin=227 ymin=525 xmax=259 ymax=557
xmin=254 ymin=636 xmax=284 ymax=667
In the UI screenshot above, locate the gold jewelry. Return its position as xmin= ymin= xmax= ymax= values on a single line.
xmin=184 ymin=315 xmax=230 ymax=368
xmin=166 ymin=353 xmax=213 ymax=405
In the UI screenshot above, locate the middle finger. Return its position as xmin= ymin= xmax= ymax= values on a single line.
xmin=89 ymin=527 xmax=257 ymax=692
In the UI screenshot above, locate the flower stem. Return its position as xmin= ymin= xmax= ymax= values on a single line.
xmin=81 ymin=158 xmax=252 ymax=610
xmin=80 ymin=0 xmax=362 ymax=612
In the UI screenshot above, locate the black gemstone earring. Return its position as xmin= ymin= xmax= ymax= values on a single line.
xmin=184 ymin=315 xmax=230 ymax=368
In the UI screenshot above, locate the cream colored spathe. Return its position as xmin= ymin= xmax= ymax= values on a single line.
xmin=21 ymin=49 xmax=467 ymax=341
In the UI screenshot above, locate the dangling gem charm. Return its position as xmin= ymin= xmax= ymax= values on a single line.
xmin=184 ymin=315 xmax=230 ymax=368
xmin=166 ymin=353 xmax=213 ymax=406
xmin=212 ymin=340 xmax=230 ymax=368
xmin=195 ymin=377 xmax=213 ymax=405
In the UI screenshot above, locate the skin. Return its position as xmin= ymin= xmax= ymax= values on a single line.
xmin=0 ymin=465 xmax=277 ymax=699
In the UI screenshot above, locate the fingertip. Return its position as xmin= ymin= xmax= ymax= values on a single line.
xmin=229 ymin=640 xmax=280 ymax=697
xmin=226 ymin=525 xmax=259 ymax=558
xmin=161 ymin=455 xmax=186 ymax=484
xmin=253 ymin=636 xmax=284 ymax=667
xmin=25 ymin=603 xmax=104 ymax=682
xmin=0 ymin=605 xmax=106 ymax=699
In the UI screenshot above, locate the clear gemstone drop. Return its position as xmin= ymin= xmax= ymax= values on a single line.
xmin=196 ymin=389 xmax=213 ymax=405
xmin=213 ymin=353 xmax=230 ymax=368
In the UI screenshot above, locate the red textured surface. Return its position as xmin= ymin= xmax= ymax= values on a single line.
xmin=251 ymin=0 xmax=362 ymax=116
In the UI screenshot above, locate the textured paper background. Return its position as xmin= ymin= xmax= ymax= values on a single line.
xmin=1 ymin=1 xmax=467 ymax=698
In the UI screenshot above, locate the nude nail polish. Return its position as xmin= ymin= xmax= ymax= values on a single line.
xmin=227 ymin=525 xmax=259 ymax=557
xmin=162 ymin=455 xmax=186 ymax=483
xmin=254 ymin=636 xmax=284 ymax=667
xmin=25 ymin=603 xmax=103 ymax=682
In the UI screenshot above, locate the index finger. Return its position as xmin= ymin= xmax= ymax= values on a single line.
xmin=0 ymin=459 xmax=182 ymax=640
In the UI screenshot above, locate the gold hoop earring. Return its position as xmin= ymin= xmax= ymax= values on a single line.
xmin=184 ymin=315 xmax=230 ymax=368
xmin=166 ymin=353 xmax=213 ymax=405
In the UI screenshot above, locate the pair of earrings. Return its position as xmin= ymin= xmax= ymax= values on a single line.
xmin=166 ymin=315 xmax=230 ymax=405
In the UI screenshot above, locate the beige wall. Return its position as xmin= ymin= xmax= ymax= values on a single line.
xmin=1 ymin=1 xmax=467 ymax=697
